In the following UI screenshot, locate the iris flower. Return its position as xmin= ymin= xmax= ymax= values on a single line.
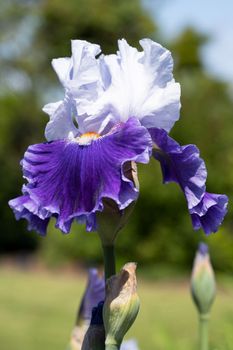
xmin=9 ymin=39 xmax=228 ymax=235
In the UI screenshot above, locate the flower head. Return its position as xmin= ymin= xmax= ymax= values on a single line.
xmin=9 ymin=38 xmax=227 ymax=235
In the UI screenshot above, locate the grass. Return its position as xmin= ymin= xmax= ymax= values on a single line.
xmin=0 ymin=265 xmax=233 ymax=350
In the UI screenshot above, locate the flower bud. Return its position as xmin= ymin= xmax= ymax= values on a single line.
xmin=191 ymin=243 xmax=216 ymax=315
xmin=103 ymin=263 xmax=140 ymax=348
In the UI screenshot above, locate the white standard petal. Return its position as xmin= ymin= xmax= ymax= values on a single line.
xmin=43 ymin=99 xmax=78 ymax=141
xmin=51 ymin=57 xmax=72 ymax=86
xmin=71 ymin=40 xmax=103 ymax=120
xmin=52 ymin=40 xmax=101 ymax=92
xmin=80 ymin=38 xmax=181 ymax=134
xmin=71 ymin=39 xmax=101 ymax=83
xmin=44 ymin=40 xmax=102 ymax=140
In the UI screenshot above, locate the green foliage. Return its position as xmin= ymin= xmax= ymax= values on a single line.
xmin=170 ymin=28 xmax=207 ymax=70
xmin=0 ymin=93 xmax=45 ymax=252
xmin=41 ymin=221 xmax=102 ymax=267
xmin=39 ymin=0 xmax=155 ymax=56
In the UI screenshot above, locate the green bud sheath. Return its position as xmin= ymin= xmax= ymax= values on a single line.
xmin=191 ymin=243 xmax=216 ymax=350
xmin=191 ymin=246 xmax=216 ymax=315
xmin=103 ymin=263 xmax=140 ymax=349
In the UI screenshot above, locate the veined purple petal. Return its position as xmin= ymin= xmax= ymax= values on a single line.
xmin=9 ymin=118 xmax=152 ymax=234
xmin=150 ymin=128 xmax=228 ymax=234
xmin=150 ymin=128 xmax=207 ymax=209
xmin=9 ymin=195 xmax=50 ymax=235
xmin=78 ymin=269 xmax=105 ymax=322
xmin=190 ymin=193 xmax=228 ymax=235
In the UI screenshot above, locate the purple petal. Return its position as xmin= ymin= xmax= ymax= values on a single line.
xmin=190 ymin=193 xmax=228 ymax=235
xmin=78 ymin=269 xmax=105 ymax=322
xmin=90 ymin=301 xmax=104 ymax=326
xmin=9 ymin=195 xmax=50 ymax=235
xmin=150 ymin=128 xmax=207 ymax=209
xmin=150 ymin=128 xmax=228 ymax=234
xmin=121 ymin=340 xmax=139 ymax=350
xmin=198 ymin=242 xmax=209 ymax=256
xmin=9 ymin=118 xmax=152 ymax=234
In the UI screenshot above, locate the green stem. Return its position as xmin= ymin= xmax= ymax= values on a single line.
xmin=199 ymin=314 xmax=209 ymax=350
xmin=102 ymin=244 xmax=116 ymax=281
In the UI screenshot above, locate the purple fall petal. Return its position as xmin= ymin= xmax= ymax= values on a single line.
xmin=190 ymin=192 xmax=228 ymax=235
xmin=78 ymin=269 xmax=105 ymax=322
xmin=9 ymin=194 xmax=50 ymax=235
xmin=150 ymin=128 xmax=228 ymax=234
xmin=150 ymin=128 xmax=207 ymax=209
xmin=9 ymin=118 xmax=151 ymax=234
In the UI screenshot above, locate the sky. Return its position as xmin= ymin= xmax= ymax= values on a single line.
xmin=143 ymin=0 xmax=233 ymax=83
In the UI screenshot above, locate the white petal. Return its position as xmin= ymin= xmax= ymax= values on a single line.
xmin=71 ymin=40 xmax=101 ymax=84
xmin=42 ymin=100 xmax=62 ymax=117
xmin=52 ymin=40 xmax=101 ymax=91
xmin=139 ymin=38 xmax=173 ymax=87
xmin=80 ymin=38 xmax=181 ymax=133
xmin=43 ymin=99 xmax=78 ymax=141
xmin=45 ymin=40 xmax=102 ymax=140
xmin=51 ymin=58 xmax=71 ymax=86
xmin=139 ymin=80 xmax=181 ymax=131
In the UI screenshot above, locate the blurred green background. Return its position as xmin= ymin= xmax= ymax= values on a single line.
xmin=0 ymin=0 xmax=233 ymax=349
xmin=0 ymin=267 xmax=232 ymax=350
